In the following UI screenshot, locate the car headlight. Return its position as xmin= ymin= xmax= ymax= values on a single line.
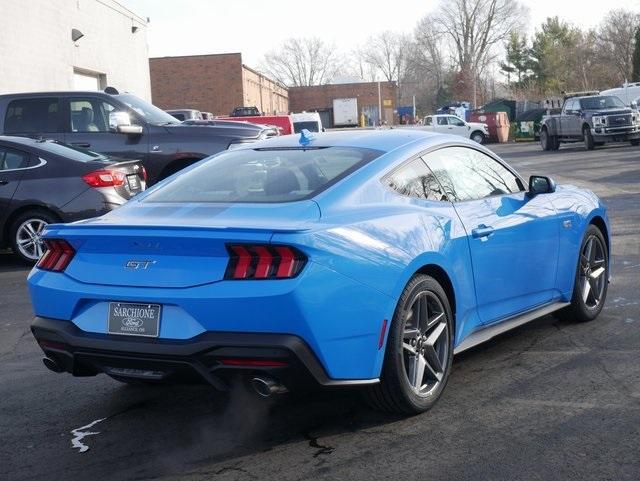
xmin=633 ymin=113 xmax=640 ymax=123
xmin=592 ymin=116 xmax=606 ymax=126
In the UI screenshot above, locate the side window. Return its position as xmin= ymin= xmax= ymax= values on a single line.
xmin=425 ymin=116 xmax=432 ymax=126
xmin=69 ymin=98 xmax=116 ymax=133
xmin=4 ymin=98 xmax=60 ymax=134
xmin=385 ymin=158 xmax=446 ymax=201
xmin=449 ymin=116 xmax=466 ymax=126
xmin=422 ymin=147 xmax=523 ymax=202
xmin=564 ymin=99 xmax=575 ymax=112
xmin=0 ymin=147 xmax=30 ymax=170
xmin=436 ymin=117 xmax=447 ymax=126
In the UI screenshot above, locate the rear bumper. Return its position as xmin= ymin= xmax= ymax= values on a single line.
xmin=31 ymin=316 xmax=379 ymax=390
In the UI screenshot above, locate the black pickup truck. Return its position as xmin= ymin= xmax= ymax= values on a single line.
xmin=540 ymin=94 xmax=640 ymax=151
xmin=0 ymin=89 xmax=271 ymax=185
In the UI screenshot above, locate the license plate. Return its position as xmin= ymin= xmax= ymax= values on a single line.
xmin=108 ymin=302 xmax=161 ymax=337
xmin=127 ymin=174 xmax=141 ymax=190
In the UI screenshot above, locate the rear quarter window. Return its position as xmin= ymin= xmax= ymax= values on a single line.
xmin=144 ymin=147 xmax=382 ymax=203
xmin=4 ymin=98 xmax=60 ymax=134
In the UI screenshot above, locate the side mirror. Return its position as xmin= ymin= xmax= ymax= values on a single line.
xmin=109 ymin=111 xmax=143 ymax=135
xmin=528 ymin=175 xmax=556 ymax=196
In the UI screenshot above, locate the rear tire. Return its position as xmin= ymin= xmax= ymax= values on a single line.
xmin=9 ymin=210 xmax=57 ymax=264
xmin=556 ymin=225 xmax=609 ymax=323
xmin=365 ymin=275 xmax=454 ymax=414
xmin=583 ymin=127 xmax=595 ymax=150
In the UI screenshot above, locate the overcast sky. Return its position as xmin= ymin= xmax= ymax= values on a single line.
xmin=120 ymin=0 xmax=640 ymax=68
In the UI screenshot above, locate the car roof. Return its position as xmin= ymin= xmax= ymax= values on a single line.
xmin=245 ymin=129 xmax=442 ymax=153
xmin=0 ymin=135 xmax=45 ymax=147
xmin=0 ymin=91 xmax=113 ymax=99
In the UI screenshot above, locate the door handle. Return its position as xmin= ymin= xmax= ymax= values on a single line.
xmin=472 ymin=225 xmax=494 ymax=238
xmin=71 ymin=142 xmax=91 ymax=148
xmin=0 ymin=179 xmax=8 ymax=186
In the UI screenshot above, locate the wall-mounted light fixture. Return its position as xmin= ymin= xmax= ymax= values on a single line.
xmin=131 ymin=26 xmax=139 ymax=34
xmin=71 ymin=28 xmax=84 ymax=42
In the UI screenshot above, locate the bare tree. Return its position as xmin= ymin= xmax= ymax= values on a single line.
xmin=350 ymin=47 xmax=380 ymax=82
xmin=598 ymin=9 xmax=639 ymax=83
xmin=361 ymin=31 xmax=410 ymax=83
xmin=429 ymin=0 xmax=528 ymax=103
xmin=405 ymin=19 xmax=449 ymax=113
xmin=261 ymin=37 xmax=343 ymax=87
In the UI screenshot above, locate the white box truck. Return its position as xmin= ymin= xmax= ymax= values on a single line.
xmin=333 ymin=98 xmax=358 ymax=127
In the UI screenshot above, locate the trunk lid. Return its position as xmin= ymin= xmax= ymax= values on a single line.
xmin=46 ymin=201 xmax=319 ymax=288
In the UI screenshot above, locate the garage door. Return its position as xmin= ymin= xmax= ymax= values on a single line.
xmin=73 ymin=71 xmax=100 ymax=91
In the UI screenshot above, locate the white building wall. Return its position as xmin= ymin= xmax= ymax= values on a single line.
xmin=0 ymin=0 xmax=151 ymax=100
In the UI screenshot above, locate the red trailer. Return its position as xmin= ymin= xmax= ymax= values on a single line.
xmin=216 ymin=115 xmax=294 ymax=135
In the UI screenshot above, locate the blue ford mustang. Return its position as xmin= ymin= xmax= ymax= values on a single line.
xmin=28 ymin=130 xmax=610 ymax=414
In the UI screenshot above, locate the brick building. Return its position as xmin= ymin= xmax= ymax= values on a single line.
xmin=149 ymin=53 xmax=288 ymax=116
xmin=288 ymin=81 xmax=398 ymax=127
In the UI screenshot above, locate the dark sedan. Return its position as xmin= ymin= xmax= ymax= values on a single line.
xmin=0 ymin=136 xmax=146 ymax=263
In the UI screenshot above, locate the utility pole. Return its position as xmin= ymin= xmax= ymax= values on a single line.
xmin=377 ymin=81 xmax=382 ymax=126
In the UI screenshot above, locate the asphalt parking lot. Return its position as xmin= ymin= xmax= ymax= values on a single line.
xmin=1 ymin=141 xmax=638 ymax=481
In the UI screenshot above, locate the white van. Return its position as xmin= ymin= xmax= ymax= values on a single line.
xmin=292 ymin=112 xmax=323 ymax=133
xmin=600 ymin=83 xmax=640 ymax=108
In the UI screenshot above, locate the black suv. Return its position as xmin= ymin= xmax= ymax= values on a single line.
xmin=0 ymin=90 xmax=270 ymax=184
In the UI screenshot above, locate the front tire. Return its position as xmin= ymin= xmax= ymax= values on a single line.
xmin=557 ymin=225 xmax=609 ymax=323
xmin=10 ymin=210 xmax=57 ymax=264
xmin=365 ymin=275 xmax=454 ymax=414
xmin=470 ymin=131 xmax=485 ymax=144
xmin=583 ymin=127 xmax=595 ymax=150
xmin=540 ymin=129 xmax=551 ymax=151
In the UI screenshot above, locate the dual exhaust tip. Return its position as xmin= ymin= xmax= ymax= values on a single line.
xmin=42 ymin=357 xmax=64 ymax=373
xmin=43 ymin=357 xmax=288 ymax=398
xmin=249 ymin=377 xmax=288 ymax=397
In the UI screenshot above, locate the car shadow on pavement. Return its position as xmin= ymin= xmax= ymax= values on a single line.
xmin=0 ymin=251 xmax=30 ymax=273
xmin=83 ymin=377 xmax=404 ymax=479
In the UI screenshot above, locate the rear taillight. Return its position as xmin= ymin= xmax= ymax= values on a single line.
xmin=82 ymin=169 xmax=126 ymax=187
xmin=36 ymin=239 xmax=76 ymax=272
xmin=140 ymin=166 xmax=148 ymax=182
xmin=225 ymin=244 xmax=306 ymax=280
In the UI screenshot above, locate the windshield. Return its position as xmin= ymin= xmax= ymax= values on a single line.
xmin=116 ymin=93 xmax=180 ymax=125
xmin=144 ymin=147 xmax=382 ymax=203
xmin=33 ymin=140 xmax=109 ymax=162
xmin=293 ymin=121 xmax=320 ymax=133
xmin=580 ymin=96 xmax=625 ymax=110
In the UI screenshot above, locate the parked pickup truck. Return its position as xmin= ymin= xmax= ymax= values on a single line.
xmin=540 ymin=94 xmax=640 ymax=151
xmin=0 ymin=89 xmax=270 ymax=185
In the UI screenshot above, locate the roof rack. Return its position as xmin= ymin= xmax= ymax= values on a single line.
xmin=562 ymin=90 xmax=599 ymax=100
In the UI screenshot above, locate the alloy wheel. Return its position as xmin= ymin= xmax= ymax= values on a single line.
xmin=579 ymin=235 xmax=607 ymax=309
xmin=15 ymin=218 xmax=47 ymax=261
xmin=472 ymin=133 xmax=484 ymax=144
xmin=402 ymin=290 xmax=449 ymax=397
